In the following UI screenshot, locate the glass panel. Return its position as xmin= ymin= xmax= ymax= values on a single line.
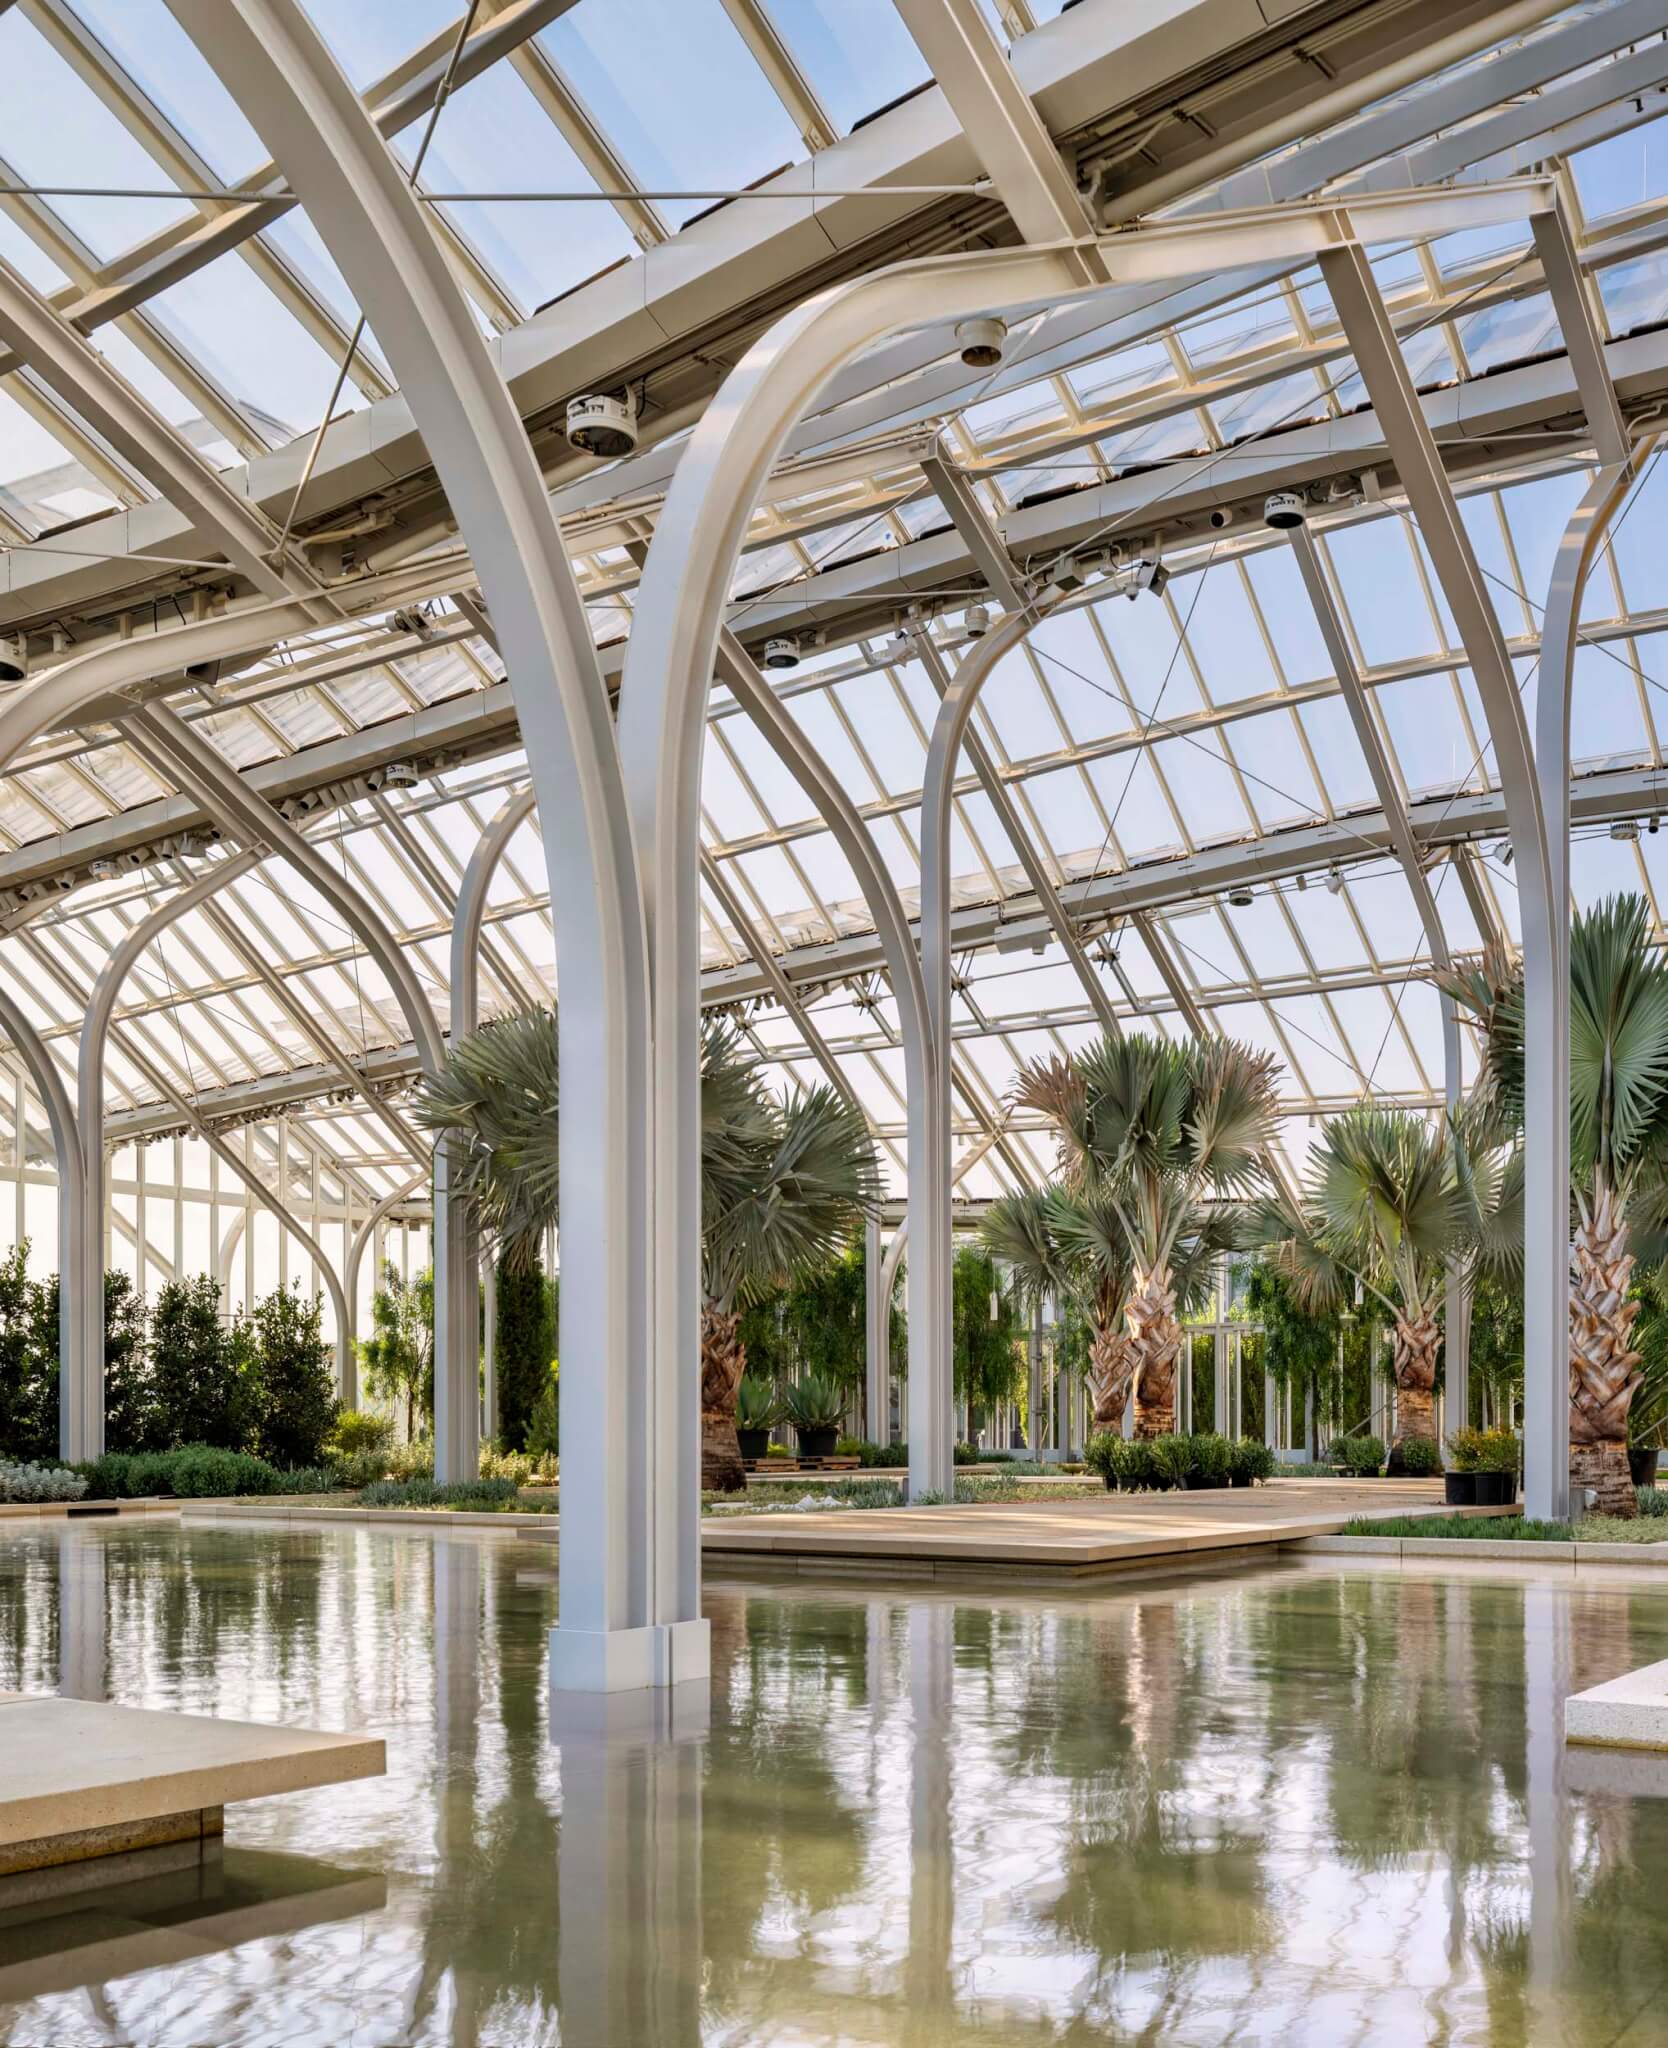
xmin=540 ymin=0 xmax=803 ymax=229
xmin=0 ymin=14 xmax=193 ymax=258
xmin=757 ymin=0 xmax=930 ymax=134
xmin=65 ymin=0 xmax=268 ymax=179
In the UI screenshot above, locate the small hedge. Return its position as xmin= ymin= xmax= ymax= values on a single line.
xmin=358 ymin=1475 xmax=519 ymax=1509
xmin=74 ymin=1445 xmax=335 ymax=1499
xmin=1085 ymin=1431 xmax=1276 ymax=1491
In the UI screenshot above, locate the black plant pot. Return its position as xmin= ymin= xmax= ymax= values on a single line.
xmin=1229 ymin=1472 xmax=1252 ymax=1488
xmin=1629 ymin=1445 xmax=1660 ymax=1488
xmin=795 ymin=1426 xmax=838 ymax=1460
xmin=1474 ymin=1471 xmax=1514 ymax=1506
xmin=1444 ymin=1471 xmax=1479 ymax=1508
xmin=1186 ymin=1473 xmax=1224 ymax=1490
xmin=1101 ymin=1470 xmax=1119 ymax=1492
xmin=738 ymin=1428 xmax=771 ymax=1462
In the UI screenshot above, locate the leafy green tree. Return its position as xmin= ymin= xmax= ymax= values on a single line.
xmin=952 ymin=1246 xmax=1024 ymax=1427
xmin=0 ymin=1244 xmax=36 ymax=1456
xmin=149 ymin=1274 xmax=256 ymax=1450
xmin=250 ymin=1283 xmax=336 ymax=1467
xmin=495 ymin=1252 xmax=555 ymax=1452
xmin=19 ymin=1269 xmax=153 ymax=1456
xmin=983 ymin=1183 xmax=1135 ymax=1433
xmin=360 ymin=1261 xmax=433 ymax=1441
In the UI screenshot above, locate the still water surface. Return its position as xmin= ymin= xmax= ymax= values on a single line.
xmin=0 ymin=1521 xmax=1666 ymax=2046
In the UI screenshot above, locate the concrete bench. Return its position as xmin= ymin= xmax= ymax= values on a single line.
xmin=0 ymin=1694 xmax=384 ymax=1876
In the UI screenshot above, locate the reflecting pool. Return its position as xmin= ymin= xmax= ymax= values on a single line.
xmin=2 ymin=1522 xmax=1668 ymax=2045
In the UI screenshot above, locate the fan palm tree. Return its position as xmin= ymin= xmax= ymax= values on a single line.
xmin=1014 ymin=1034 xmax=1279 ymax=1437
xmin=1445 ymin=894 xmax=1668 ymax=1514
xmin=982 ymin=1183 xmax=1134 ymax=1432
xmin=415 ymin=1010 xmax=879 ymax=1491
xmin=1258 ymin=1102 xmax=1522 ymax=1467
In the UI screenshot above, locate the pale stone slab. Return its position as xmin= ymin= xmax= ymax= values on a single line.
xmin=1565 ymin=1657 xmax=1668 ymax=1750
xmin=0 ymin=1697 xmax=384 ymax=1850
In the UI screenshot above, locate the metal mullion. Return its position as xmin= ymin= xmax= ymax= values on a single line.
xmin=236 ymin=876 xmax=392 ymax=1047
xmin=1202 ymin=907 xmax=1319 ymax=1100
xmin=397 ymin=797 xmax=536 ymax=1011
xmin=496 ymin=29 xmax=668 ymax=249
xmin=1330 ymin=878 xmax=1434 ymax=1098
xmin=1266 ymin=889 xmax=1377 ymax=1097
xmin=707 ymin=720 xmax=840 ymax=941
xmin=95 ymin=892 xmax=261 ymax=1086
xmin=716 ymin=0 xmax=838 ymax=151
xmin=4 ymin=368 xmax=149 ymax=506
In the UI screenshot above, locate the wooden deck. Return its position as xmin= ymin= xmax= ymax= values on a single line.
xmin=701 ymin=1477 xmax=1479 ymax=1581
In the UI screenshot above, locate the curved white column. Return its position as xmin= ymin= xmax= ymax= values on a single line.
xmin=1525 ymin=451 xmax=1650 ymax=1517
xmin=345 ymin=1167 xmax=427 ymax=1340
xmin=0 ymin=985 xmax=88 ymax=1459
xmin=446 ymin=786 xmax=536 ymax=1450
xmin=78 ymin=851 xmax=353 ymax=1422
xmin=166 ymin=0 xmax=674 ymax=1692
xmin=619 ymin=246 xmax=1076 ymax=1510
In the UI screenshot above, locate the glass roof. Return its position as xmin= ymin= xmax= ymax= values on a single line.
xmin=0 ymin=0 xmax=1665 ymax=1303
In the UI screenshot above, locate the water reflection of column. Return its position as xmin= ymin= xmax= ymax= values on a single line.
xmin=56 ymin=1526 xmax=106 ymax=1701
xmin=906 ymin=1603 xmax=954 ymax=2037
xmin=1523 ymin=1581 xmax=1572 ymax=2038
xmin=553 ymin=1687 xmax=707 ymax=2046
xmin=432 ymin=1537 xmax=483 ymax=2048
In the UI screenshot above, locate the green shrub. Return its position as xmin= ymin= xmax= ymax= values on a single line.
xmin=1228 ymin=1437 xmax=1276 ymax=1485
xmin=1146 ymin=1433 xmax=1192 ymax=1489
xmin=782 ymin=1372 xmax=844 ymax=1432
xmin=1445 ymin=1426 xmax=1484 ymax=1473
xmin=359 ymin=1475 xmax=519 ymax=1509
xmin=1396 ymin=1437 xmax=1442 ymax=1477
xmin=526 ymin=1369 xmax=560 ymax=1459
xmin=75 ymin=1450 xmax=175 ymax=1499
xmin=953 ymin=1442 xmax=979 ymax=1465
xmin=168 ymin=1446 xmax=281 ymax=1498
xmin=327 ymin=1409 xmax=394 ymax=1461
xmin=1335 ymin=1434 xmax=1385 ymax=1477
xmin=150 ymin=1276 xmax=257 ymax=1451
xmin=978 ymin=1450 xmax=1015 ymax=1464
xmin=75 ymin=1445 xmax=330 ymax=1500
xmin=737 ymin=1376 xmax=781 ymax=1430
xmin=1474 ymin=1427 xmax=1519 ymax=1474
xmin=1189 ymin=1432 xmax=1231 ymax=1485
xmin=1085 ymin=1431 xmax=1129 ymax=1486
xmin=1638 ymin=1485 xmax=1668 ymax=1518
xmin=1121 ymin=1438 xmax=1156 ymax=1490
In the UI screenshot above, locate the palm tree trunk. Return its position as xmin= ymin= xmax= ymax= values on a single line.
xmin=700 ymin=1302 xmax=748 ymax=1494
xmin=1128 ymin=1268 xmax=1184 ymax=1440
xmin=1089 ymin=1325 xmax=1134 ymax=1433
xmin=1387 ymin=1309 xmax=1439 ymax=1470
xmin=1570 ymin=1180 xmax=1642 ymax=1519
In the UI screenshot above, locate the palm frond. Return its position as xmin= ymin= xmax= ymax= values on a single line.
xmin=413 ymin=1006 xmax=559 ymax=1269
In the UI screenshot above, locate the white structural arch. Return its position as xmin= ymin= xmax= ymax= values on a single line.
xmin=620 ymin=179 xmax=1555 ymax=1530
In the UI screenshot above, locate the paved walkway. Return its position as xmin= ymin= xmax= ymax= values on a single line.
xmin=701 ymin=1477 xmax=1469 ymax=1580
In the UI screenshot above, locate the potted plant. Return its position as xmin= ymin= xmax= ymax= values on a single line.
xmin=1227 ymin=1437 xmax=1275 ymax=1487
xmin=783 ymin=1371 xmax=845 ymax=1460
xmin=1085 ymin=1430 xmax=1130 ymax=1492
xmin=735 ymin=1376 xmax=780 ymax=1463
xmin=1146 ymin=1433 xmax=1192 ymax=1492
xmin=1444 ymin=1427 xmax=1483 ymax=1507
xmin=1187 ymin=1432 xmax=1231 ymax=1490
xmin=1474 ymin=1426 xmax=1520 ymax=1505
xmin=1335 ymin=1434 xmax=1386 ymax=1479
xmin=1630 ymin=1438 xmax=1661 ymax=1489
xmin=1397 ymin=1437 xmax=1441 ymax=1479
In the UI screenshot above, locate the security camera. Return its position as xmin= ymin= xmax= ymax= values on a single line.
xmin=565 ymin=391 xmax=638 ymax=460
xmin=762 ymin=636 xmax=800 ymax=671
xmin=955 ymin=317 xmax=1007 ymax=370
xmin=378 ymin=761 xmax=420 ymax=791
xmin=1264 ymin=490 xmax=1307 ymax=530
xmin=1207 ymin=506 xmax=1233 ymax=530
xmin=965 ymin=603 xmax=991 ymax=639
xmin=0 ymin=638 xmax=24 ymax=684
xmin=1115 ymin=558 xmax=1169 ymax=601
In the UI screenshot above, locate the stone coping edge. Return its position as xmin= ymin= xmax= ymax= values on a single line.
xmin=0 ymin=1498 xmax=178 ymax=1522
xmin=1294 ymin=1532 xmax=1668 ymax=1563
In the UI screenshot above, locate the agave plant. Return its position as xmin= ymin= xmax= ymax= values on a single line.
xmin=416 ymin=1011 xmax=879 ymax=1492
xmin=1259 ymin=1101 xmax=1521 ymax=1469
xmin=735 ymin=1374 xmax=781 ymax=1432
xmin=1445 ymin=894 xmax=1668 ymax=1515
xmin=1014 ymin=1033 xmax=1278 ymax=1437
